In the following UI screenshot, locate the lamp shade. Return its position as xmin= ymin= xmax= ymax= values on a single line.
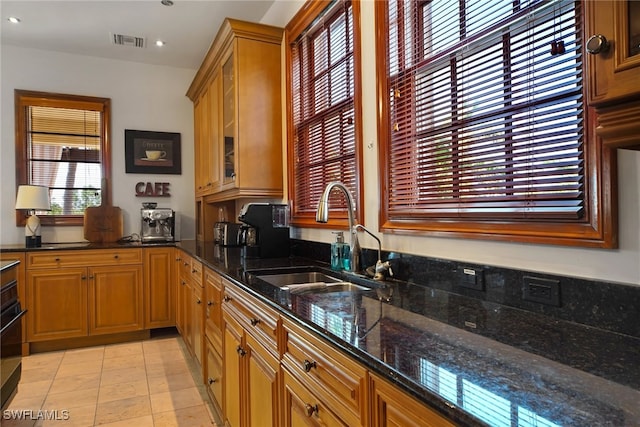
xmin=15 ymin=185 xmax=51 ymax=210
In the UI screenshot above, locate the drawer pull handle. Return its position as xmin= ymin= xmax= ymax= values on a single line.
xmin=55 ymin=257 xmax=60 ymax=262
xmin=176 ymin=257 xmax=181 ymax=261
xmin=304 ymin=403 xmax=318 ymax=417
xmin=114 ymin=254 xmax=119 ymax=259
xmin=223 ymin=296 xmax=231 ymax=303
xmin=250 ymin=318 xmax=260 ymax=326
xmin=236 ymin=346 xmax=246 ymax=357
xmin=302 ymin=359 xmax=317 ymax=372
xmin=208 ymin=377 xmax=217 ymax=385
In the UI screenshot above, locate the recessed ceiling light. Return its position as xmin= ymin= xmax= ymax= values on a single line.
xmin=161 ymin=0 xmax=174 ymax=6
xmin=155 ymin=40 xmax=166 ymax=47
xmin=8 ymin=16 xmax=21 ymax=24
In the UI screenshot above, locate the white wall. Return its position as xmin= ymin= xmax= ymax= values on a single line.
xmin=1 ymin=45 xmax=197 ymax=244
xmin=262 ymin=0 xmax=640 ymax=286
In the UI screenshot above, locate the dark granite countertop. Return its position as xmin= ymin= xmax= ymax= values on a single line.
xmin=178 ymin=240 xmax=640 ymax=427
xmin=0 ymin=241 xmax=175 ymax=252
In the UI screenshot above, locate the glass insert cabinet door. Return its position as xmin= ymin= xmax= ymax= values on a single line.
xmin=586 ymin=0 xmax=640 ymax=106
xmin=222 ymin=53 xmax=236 ymax=185
xmin=629 ymin=1 xmax=640 ymax=57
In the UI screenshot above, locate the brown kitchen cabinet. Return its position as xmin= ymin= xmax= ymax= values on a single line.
xmin=143 ymin=247 xmax=175 ymax=329
xmin=586 ymin=0 xmax=640 ymax=149
xmin=194 ymin=73 xmax=221 ymax=197
xmin=281 ymin=367 xmax=347 ymax=427
xmin=88 ymin=264 xmax=143 ymax=335
xmin=187 ymin=18 xmax=284 ymax=202
xmin=25 ymin=249 xmax=143 ymax=342
xmin=204 ymin=267 xmax=224 ymax=412
xmin=281 ymin=316 xmax=369 ymax=427
xmin=176 ymin=250 xmax=204 ymax=366
xmin=26 ymin=268 xmax=88 ymax=341
xmin=369 ymin=373 xmax=456 ymax=427
xmin=222 ymin=278 xmax=281 ymax=427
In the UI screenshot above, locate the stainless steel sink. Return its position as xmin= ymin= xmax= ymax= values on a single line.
xmin=251 ymin=268 xmax=372 ymax=294
xmin=281 ymin=282 xmax=371 ymax=294
xmin=256 ymin=271 xmax=342 ymax=288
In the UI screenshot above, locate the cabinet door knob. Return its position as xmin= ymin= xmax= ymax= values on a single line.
xmin=586 ymin=34 xmax=610 ymax=55
xmin=89 ymin=275 xmax=94 ymax=279
xmin=304 ymin=403 xmax=318 ymax=417
xmin=223 ymin=295 xmax=231 ymax=303
xmin=181 ymin=280 xmax=186 ymax=286
xmin=81 ymin=275 xmax=87 ymax=280
xmin=207 ymin=301 xmax=214 ymax=306
xmin=197 ymin=299 xmax=202 ymax=305
xmin=302 ymin=359 xmax=317 ymax=372
xmin=176 ymin=257 xmax=182 ymax=261
xmin=250 ymin=318 xmax=260 ymax=326
xmin=55 ymin=257 xmax=60 ymax=262
xmin=208 ymin=377 xmax=217 ymax=384
xmin=236 ymin=346 xmax=246 ymax=357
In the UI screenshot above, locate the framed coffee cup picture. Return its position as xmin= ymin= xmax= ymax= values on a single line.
xmin=125 ymin=129 xmax=182 ymax=175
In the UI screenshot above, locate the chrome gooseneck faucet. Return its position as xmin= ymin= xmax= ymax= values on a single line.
xmin=316 ymin=181 xmax=360 ymax=272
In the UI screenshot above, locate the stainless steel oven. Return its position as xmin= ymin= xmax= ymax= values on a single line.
xmin=1 ymin=261 xmax=26 ymax=410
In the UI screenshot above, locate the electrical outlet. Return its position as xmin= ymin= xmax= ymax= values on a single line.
xmin=458 ymin=267 xmax=484 ymax=291
xmin=522 ymin=276 xmax=561 ymax=306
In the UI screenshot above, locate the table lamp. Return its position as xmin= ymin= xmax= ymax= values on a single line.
xmin=15 ymin=185 xmax=51 ymax=248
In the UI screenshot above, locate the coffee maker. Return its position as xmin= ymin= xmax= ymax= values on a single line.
xmin=238 ymin=203 xmax=290 ymax=258
xmin=141 ymin=208 xmax=175 ymax=243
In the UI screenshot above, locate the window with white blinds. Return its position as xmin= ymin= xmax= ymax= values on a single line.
xmin=287 ymin=0 xmax=363 ymax=226
xmin=376 ymin=0 xmax=616 ymax=247
xmin=15 ymin=90 xmax=111 ymax=226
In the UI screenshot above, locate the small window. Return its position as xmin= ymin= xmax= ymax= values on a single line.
xmin=286 ymin=0 xmax=364 ymax=228
xmin=15 ymin=90 xmax=111 ymax=226
xmin=376 ymin=0 xmax=616 ymax=247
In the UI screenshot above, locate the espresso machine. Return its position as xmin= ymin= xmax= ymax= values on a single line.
xmin=238 ymin=203 xmax=290 ymax=258
xmin=141 ymin=207 xmax=175 ymax=243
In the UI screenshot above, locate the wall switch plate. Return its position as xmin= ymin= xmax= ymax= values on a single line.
xmin=458 ymin=267 xmax=484 ymax=291
xmin=522 ymin=276 xmax=561 ymax=306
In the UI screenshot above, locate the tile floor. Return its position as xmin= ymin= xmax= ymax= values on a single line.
xmin=3 ymin=335 xmax=219 ymax=427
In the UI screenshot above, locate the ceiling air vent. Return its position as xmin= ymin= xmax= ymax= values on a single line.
xmin=111 ymin=33 xmax=145 ymax=48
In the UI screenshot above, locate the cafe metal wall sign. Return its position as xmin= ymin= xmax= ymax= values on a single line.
xmin=135 ymin=182 xmax=171 ymax=197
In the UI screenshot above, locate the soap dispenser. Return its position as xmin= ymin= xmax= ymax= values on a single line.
xmin=331 ymin=231 xmax=346 ymax=271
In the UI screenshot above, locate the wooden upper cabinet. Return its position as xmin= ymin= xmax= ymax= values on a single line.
xmin=586 ymin=1 xmax=640 ymax=150
xmin=187 ymin=18 xmax=284 ymax=201
xmin=586 ymin=1 xmax=640 ymax=105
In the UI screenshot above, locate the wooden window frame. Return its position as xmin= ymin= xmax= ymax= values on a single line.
xmin=14 ymin=90 xmax=112 ymax=227
xmin=374 ymin=0 xmax=617 ymax=248
xmin=285 ymin=0 xmax=365 ymax=229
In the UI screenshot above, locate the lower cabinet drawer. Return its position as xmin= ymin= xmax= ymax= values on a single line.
xmin=27 ymin=249 xmax=142 ymax=269
xmin=205 ymin=337 xmax=223 ymax=412
xmin=282 ymin=317 xmax=367 ymax=427
xmin=282 ymin=367 xmax=348 ymax=427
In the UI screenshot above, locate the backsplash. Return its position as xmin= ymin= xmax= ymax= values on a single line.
xmin=290 ymin=239 xmax=640 ymax=339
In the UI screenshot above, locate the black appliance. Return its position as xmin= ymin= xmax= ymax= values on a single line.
xmin=1 ymin=260 xmax=26 ymax=410
xmin=238 ymin=203 xmax=290 ymax=258
xmin=141 ymin=208 xmax=176 ymax=243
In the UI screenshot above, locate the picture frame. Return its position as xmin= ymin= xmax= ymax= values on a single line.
xmin=125 ymin=129 xmax=182 ymax=175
